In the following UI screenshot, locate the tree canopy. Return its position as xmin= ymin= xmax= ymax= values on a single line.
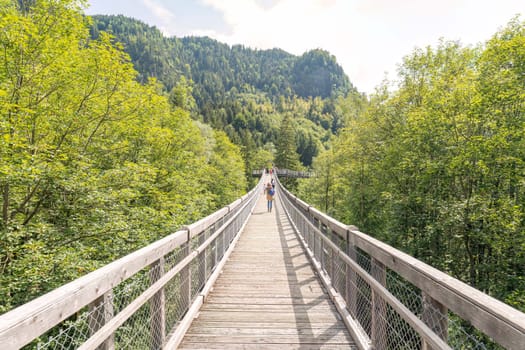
xmin=89 ymin=15 xmax=362 ymax=173
xmin=0 ymin=0 xmax=246 ymax=312
xmin=299 ymin=18 xmax=525 ymax=313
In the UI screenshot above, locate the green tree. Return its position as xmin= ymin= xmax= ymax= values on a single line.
xmin=0 ymin=0 xmax=248 ymax=312
xmin=302 ymin=19 xmax=525 ymax=314
xmin=275 ymin=113 xmax=300 ymax=170
xmin=275 ymin=113 xmax=301 ymax=187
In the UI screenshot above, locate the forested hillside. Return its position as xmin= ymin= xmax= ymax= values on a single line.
xmin=0 ymin=0 xmax=246 ymax=312
xmin=90 ymin=15 xmax=351 ymax=102
xmin=90 ymin=15 xmax=360 ymax=170
xmin=300 ymin=19 xmax=525 ymax=312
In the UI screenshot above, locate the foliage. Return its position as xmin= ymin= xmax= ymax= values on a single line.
xmin=90 ymin=16 xmax=352 ymax=101
xmin=89 ymin=15 xmax=365 ymax=170
xmin=275 ymin=113 xmax=302 ymax=188
xmin=0 ymin=0 xmax=246 ymax=312
xmin=300 ymin=18 xmax=525 ymax=311
xmin=292 ymin=49 xmax=350 ymax=98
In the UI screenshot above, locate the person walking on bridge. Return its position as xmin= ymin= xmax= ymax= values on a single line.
xmin=265 ymin=182 xmax=275 ymax=212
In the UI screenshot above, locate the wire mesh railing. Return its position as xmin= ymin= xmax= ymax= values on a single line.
xmin=0 ymin=176 xmax=262 ymax=350
xmin=276 ymin=176 xmax=525 ymax=350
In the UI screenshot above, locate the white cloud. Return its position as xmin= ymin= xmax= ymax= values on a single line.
xmin=200 ymin=0 xmax=352 ymax=53
xmin=141 ymin=0 xmax=177 ymax=35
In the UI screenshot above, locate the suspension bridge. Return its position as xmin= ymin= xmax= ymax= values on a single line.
xmin=0 ymin=174 xmax=524 ymax=349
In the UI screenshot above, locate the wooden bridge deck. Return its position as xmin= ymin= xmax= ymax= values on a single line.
xmin=178 ymin=181 xmax=356 ymax=349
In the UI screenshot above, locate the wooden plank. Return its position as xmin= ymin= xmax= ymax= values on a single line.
xmin=180 ymin=344 xmax=357 ymax=350
xmin=210 ymin=285 xmax=326 ymax=293
xmin=189 ymin=321 xmax=349 ymax=329
xmin=193 ymin=311 xmax=341 ymax=322
xmin=200 ymin=304 xmax=338 ymax=312
xmin=182 ymin=334 xmax=354 ymax=344
xmin=204 ymin=296 xmax=331 ymax=305
xmin=184 ymin=327 xmax=351 ymax=336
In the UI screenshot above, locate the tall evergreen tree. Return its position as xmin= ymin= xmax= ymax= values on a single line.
xmin=275 ymin=113 xmax=301 ymax=187
xmin=275 ymin=113 xmax=300 ymax=170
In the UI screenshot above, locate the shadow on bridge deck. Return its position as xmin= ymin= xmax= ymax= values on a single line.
xmin=177 ymin=178 xmax=356 ymax=349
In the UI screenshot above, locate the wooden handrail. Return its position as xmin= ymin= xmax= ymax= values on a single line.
xmin=278 ymin=179 xmax=525 ymax=350
xmin=0 ymin=229 xmax=188 ymax=349
xmin=0 ymin=177 xmax=263 ymax=349
xmin=289 ymin=203 xmax=451 ymax=349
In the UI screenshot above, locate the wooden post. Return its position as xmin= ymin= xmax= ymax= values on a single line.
xmin=346 ymin=229 xmax=358 ymax=319
xmin=199 ymin=228 xmax=207 ymax=287
xmin=88 ymin=291 xmax=114 ymax=350
xmin=317 ymin=221 xmax=326 ymax=271
xmin=321 ymin=224 xmax=328 ymax=273
xmin=221 ymin=221 xmax=226 ymax=258
xmin=181 ymin=232 xmax=192 ymax=315
xmin=320 ymin=240 xmax=326 ymax=272
xmin=149 ymin=258 xmax=165 ymax=349
xmin=329 ymin=240 xmax=335 ymax=283
xmin=212 ymin=229 xmax=218 ymax=268
xmin=371 ymin=258 xmax=388 ymax=350
xmin=312 ymin=218 xmax=318 ymax=261
xmin=422 ymin=292 xmax=448 ymax=350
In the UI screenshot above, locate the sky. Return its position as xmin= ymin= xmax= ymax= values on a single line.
xmin=84 ymin=0 xmax=525 ymax=94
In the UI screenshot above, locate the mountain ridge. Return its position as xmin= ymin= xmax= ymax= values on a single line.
xmin=90 ymin=14 xmax=354 ymax=102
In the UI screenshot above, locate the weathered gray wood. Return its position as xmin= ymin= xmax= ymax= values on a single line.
xmin=200 ymin=303 xmax=337 ymax=312
xmin=88 ymin=291 xmax=114 ymax=350
xmin=163 ymin=192 xmax=258 ymax=349
xmin=288 ymin=205 xmax=372 ymax=350
xmin=185 ymin=207 xmax=229 ymax=239
xmin=183 ymin=334 xmax=353 ymax=343
xmin=371 ymin=258 xmax=387 ymax=350
xmin=77 ymin=251 xmax=198 ymax=350
xmin=346 ymin=229 xmax=358 ymax=319
xmin=422 ymin=292 xmax=448 ymax=350
xmin=180 ymin=343 xmax=356 ymax=350
xmin=348 ymin=227 xmax=525 ymax=350
xmin=180 ymin=232 xmax=192 ymax=315
xmin=189 ymin=321 xmax=350 ymax=329
xmin=149 ymin=258 xmax=165 ymax=350
xmin=178 ymin=190 xmax=355 ymax=349
xmin=184 ymin=327 xmax=350 ymax=336
xmin=0 ymin=178 xmax=263 ymax=350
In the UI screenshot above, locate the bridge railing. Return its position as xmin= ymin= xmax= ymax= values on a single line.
xmin=0 ymin=176 xmax=263 ymax=350
xmin=251 ymin=168 xmax=314 ymax=178
xmin=277 ymin=177 xmax=525 ymax=350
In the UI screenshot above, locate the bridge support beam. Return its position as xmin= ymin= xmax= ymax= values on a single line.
xmin=422 ymin=293 xmax=448 ymax=350
xmin=149 ymin=258 xmax=165 ymax=349
xmin=371 ymin=258 xmax=388 ymax=350
xmin=181 ymin=232 xmax=192 ymax=316
xmin=345 ymin=229 xmax=358 ymax=320
xmin=199 ymin=227 xmax=208 ymax=291
xmin=88 ymin=291 xmax=114 ymax=350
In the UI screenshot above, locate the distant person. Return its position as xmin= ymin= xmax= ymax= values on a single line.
xmin=271 ymin=178 xmax=275 ymax=189
xmin=265 ymin=182 xmax=275 ymax=212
